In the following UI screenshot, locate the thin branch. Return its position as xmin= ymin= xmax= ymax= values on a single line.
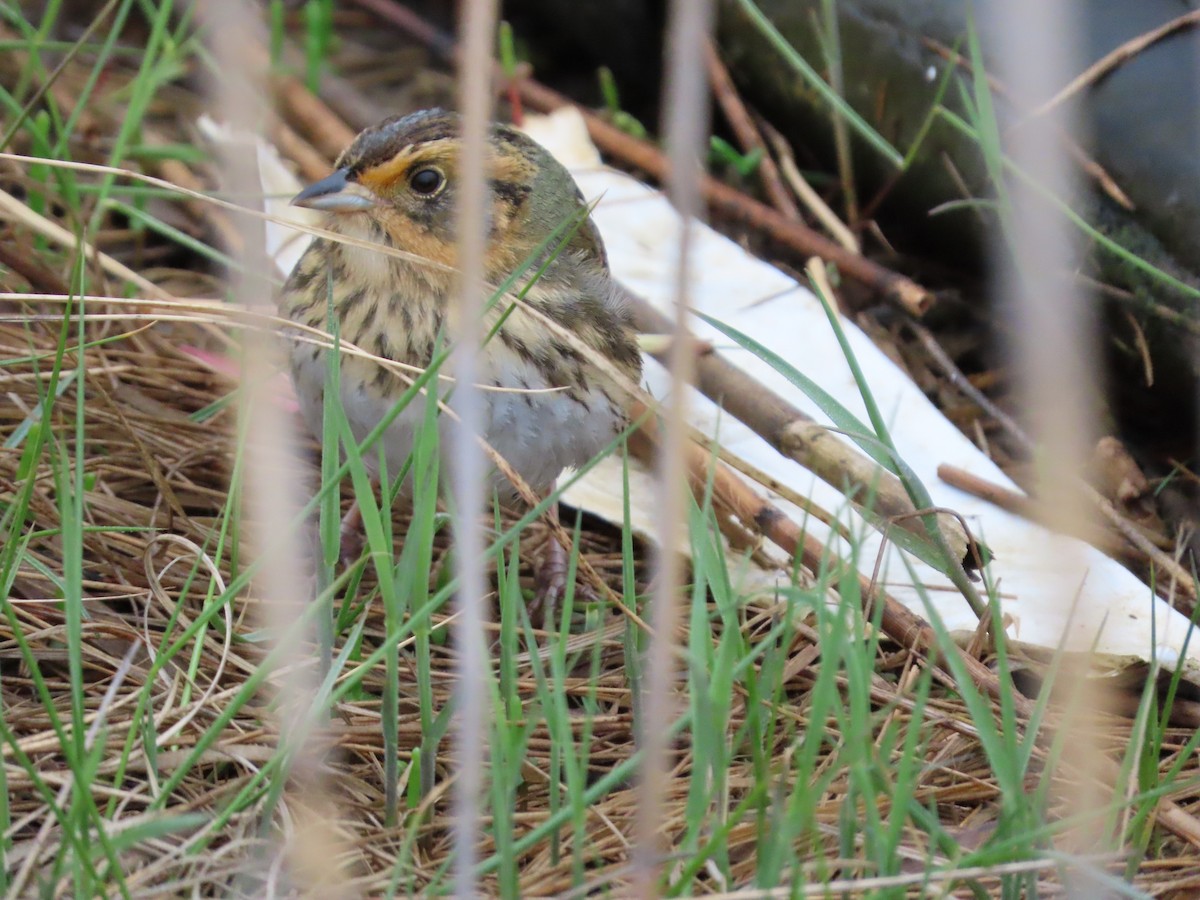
xmin=628 ymin=289 xmax=974 ymax=566
xmin=704 ymin=39 xmax=800 ymax=220
xmin=1032 ymin=10 xmax=1200 ymax=117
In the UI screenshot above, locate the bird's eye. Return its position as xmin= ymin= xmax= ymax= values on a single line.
xmin=408 ymin=167 xmax=445 ymax=196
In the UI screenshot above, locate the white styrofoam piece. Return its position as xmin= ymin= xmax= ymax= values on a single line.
xmin=197 ymin=114 xmax=321 ymax=279
xmin=525 ymin=108 xmax=1199 ymax=675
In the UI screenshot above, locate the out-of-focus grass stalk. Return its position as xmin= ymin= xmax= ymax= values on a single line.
xmin=205 ymin=0 xmax=344 ymax=892
xmin=817 ymin=0 xmax=857 ymax=229
xmin=449 ymin=0 xmax=498 ymax=896
xmin=988 ymin=0 xmax=1109 ymax=866
xmin=633 ymin=0 xmax=716 ymax=895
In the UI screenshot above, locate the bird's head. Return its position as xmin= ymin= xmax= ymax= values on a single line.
xmin=290 ymin=108 xmax=604 ymax=275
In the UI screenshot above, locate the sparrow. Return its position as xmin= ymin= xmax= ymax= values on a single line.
xmin=280 ymin=108 xmax=643 ymax=603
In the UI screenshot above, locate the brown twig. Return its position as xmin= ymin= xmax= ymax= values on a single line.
xmin=0 ymin=232 xmax=71 ymax=294
xmin=1090 ymin=485 xmax=1197 ymax=605
xmin=760 ymin=118 xmax=860 ymax=254
xmin=1120 ymin=308 xmax=1155 ymax=388
xmin=704 ymin=40 xmax=799 ymax=221
xmin=1032 ymin=10 xmax=1200 ymax=118
xmin=627 ymin=289 xmax=973 ymax=566
xmin=938 ymin=464 xmax=1041 ymax=519
xmin=938 ymin=464 xmax=1128 ymax=559
xmin=908 ymin=320 xmax=1028 ymax=445
xmin=270 ymin=72 xmax=359 ymax=162
xmin=346 ymin=0 xmax=935 ymax=319
xmin=284 ymin=48 xmax=389 ymax=133
xmin=270 ymin=118 xmax=336 ymax=180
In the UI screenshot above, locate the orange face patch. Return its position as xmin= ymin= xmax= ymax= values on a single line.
xmin=372 ymin=206 xmax=459 ymax=267
xmin=357 ymin=139 xmax=458 ymax=196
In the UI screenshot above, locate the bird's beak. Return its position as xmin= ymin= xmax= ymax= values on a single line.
xmin=290 ymin=168 xmax=377 ymax=212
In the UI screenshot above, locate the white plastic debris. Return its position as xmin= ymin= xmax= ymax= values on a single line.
xmin=196 ymin=114 xmax=320 ymax=278
xmin=523 ymin=107 xmax=1200 ymax=679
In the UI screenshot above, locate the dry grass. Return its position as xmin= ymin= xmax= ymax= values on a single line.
xmin=5 ymin=302 xmax=1200 ymax=894
xmin=5 ymin=4 xmax=1200 ymax=897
